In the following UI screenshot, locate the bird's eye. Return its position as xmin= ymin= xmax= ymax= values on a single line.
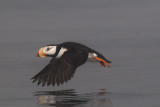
xmin=47 ymin=47 xmax=50 ymax=51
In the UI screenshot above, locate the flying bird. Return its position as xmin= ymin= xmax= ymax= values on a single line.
xmin=32 ymin=42 xmax=111 ymax=87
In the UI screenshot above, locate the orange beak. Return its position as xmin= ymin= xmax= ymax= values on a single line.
xmin=37 ymin=48 xmax=46 ymax=57
xmin=94 ymin=56 xmax=111 ymax=68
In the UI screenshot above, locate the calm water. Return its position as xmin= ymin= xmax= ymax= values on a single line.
xmin=0 ymin=0 xmax=160 ymax=107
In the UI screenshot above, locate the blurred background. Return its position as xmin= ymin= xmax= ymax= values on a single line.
xmin=0 ymin=0 xmax=160 ymax=107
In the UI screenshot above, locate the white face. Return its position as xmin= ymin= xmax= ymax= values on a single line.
xmin=43 ymin=46 xmax=57 ymax=55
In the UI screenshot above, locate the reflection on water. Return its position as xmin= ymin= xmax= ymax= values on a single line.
xmin=35 ymin=89 xmax=112 ymax=107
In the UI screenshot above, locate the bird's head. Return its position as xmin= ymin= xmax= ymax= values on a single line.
xmin=37 ymin=45 xmax=57 ymax=57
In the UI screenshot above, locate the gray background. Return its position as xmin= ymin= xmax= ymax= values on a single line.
xmin=0 ymin=0 xmax=160 ymax=107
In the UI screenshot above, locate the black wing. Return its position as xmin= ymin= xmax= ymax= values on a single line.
xmin=32 ymin=49 xmax=88 ymax=87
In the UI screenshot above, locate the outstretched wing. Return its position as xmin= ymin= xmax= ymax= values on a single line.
xmin=32 ymin=50 xmax=88 ymax=87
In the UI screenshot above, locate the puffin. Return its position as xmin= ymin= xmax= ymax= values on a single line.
xmin=32 ymin=42 xmax=111 ymax=87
